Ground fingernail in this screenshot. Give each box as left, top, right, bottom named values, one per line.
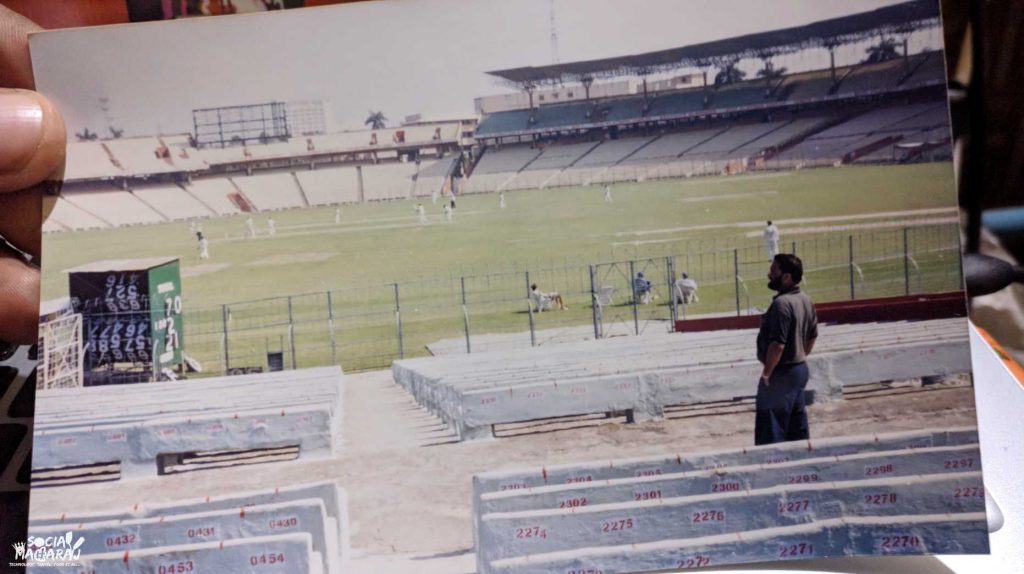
left=0, top=91, right=45, bottom=173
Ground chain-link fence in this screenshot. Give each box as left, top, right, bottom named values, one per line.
left=150, top=223, right=963, bottom=375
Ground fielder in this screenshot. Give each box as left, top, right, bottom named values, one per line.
left=763, top=220, right=780, bottom=260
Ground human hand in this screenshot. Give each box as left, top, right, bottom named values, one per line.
left=1, top=6, right=66, bottom=345
left=759, top=374, right=771, bottom=387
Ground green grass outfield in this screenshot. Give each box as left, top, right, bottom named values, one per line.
left=42, top=163, right=964, bottom=372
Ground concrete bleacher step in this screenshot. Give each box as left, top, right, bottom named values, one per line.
left=487, top=512, right=988, bottom=574
left=472, top=426, right=977, bottom=498
left=30, top=480, right=350, bottom=554
left=394, top=320, right=970, bottom=440
left=477, top=471, right=984, bottom=570
left=476, top=444, right=982, bottom=516
left=32, top=368, right=342, bottom=481
left=28, top=533, right=323, bottom=574
left=31, top=499, right=340, bottom=574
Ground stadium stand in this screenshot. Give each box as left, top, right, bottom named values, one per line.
left=778, top=69, right=836, bottom=101
left=413, top=156, right=458, bottom=197
left=183, top=178, right=245, bottom=215
left=531, top=102, right=592, bottom=129
left=836, top=58, right=907, bottom=95
left=65, top=142, right=122, bottom=181
left=710, top=81, right=772, bottom=108
left=103, top=138, right=184, bottom=175
left=600, top=96, right=648, bottom=122
left=46, top=197, right=111, bottom=230
left=464, top=147, right=543, bottom=193
left=545, top=137, right=656, bottom=187
left=62, top=184, right=166, bottom=226
left=391, top=319, right=970, bottom=441
left=682, top=121, right=789, bottom=159
left=360, top=162, right=418, bottom=201
left=231, top=172, right=308, bottom=211
left=294, top=166, right=361, bottom=205
left=621, top=129, right=727, bottom=165
left=647, top=90, right=708, bottom=118
left=131, top=183, right=216, bottom=220
left=476, top=110, right=533, bottom=137
left=472, top=427, right=984, bottom=574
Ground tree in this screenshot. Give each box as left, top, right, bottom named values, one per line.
left=756, top=64, right=787, bottom=81
left=109, top=126, right=124, bottom=139
left=714, top=61, right=746, bottom=86
left=365, top=110, right=388, bottom=130
left=75, top=127, right=98, bottom=141
left=863, top=38, right=899, bottom=63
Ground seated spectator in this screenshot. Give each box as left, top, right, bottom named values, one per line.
left=674, top=272, right=699, bottom=304
left=530, top=283, right=567, bottom=311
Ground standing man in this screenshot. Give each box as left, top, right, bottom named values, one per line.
left=755, top=254, right=817, bottom=445
left=245, top=215, right=257, bottom=239
left=763, top=220, right=779, bottom=261
left=416, top=203, right=428, bottom=224
left=196, top=232, right=210, bottom=260
left=443, top=202, right=452, bottom=223
left=499, top=191, right=506, bottom=209
left=267, top=216, right=276, bottom=236
left=604, top=184, right=613, bottom=203
left=334, top=207, right=342, bottom=224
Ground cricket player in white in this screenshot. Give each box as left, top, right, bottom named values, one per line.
left=334, top=207, right=341, bottom=224
left=416, top=203, right=428, bottom=224
left=267, top=216, right=276, bottom=236
left=245, top=216, right=257, bottom=239
left=197, top=232, right=210, bottom=259
left=443, top=203, right=452, bottom=223
left=604, top=185, right=612, bottom=203
left=499, top=191, right=506, bottom=209
left=763, top=220, right=780, bottom=260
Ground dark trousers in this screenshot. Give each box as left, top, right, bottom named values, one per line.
left=755, top=362, right=810, bottom=446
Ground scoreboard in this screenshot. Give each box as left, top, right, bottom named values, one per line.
left=68, top=258, right=183, bottom=384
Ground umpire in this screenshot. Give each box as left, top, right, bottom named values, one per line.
left=755, top=254, right=818, bottom=445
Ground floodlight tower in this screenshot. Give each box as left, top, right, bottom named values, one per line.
left=549, top=0, right=559, bottom=65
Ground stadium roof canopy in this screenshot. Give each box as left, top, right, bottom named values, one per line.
left=486, top=0, right=940, bottom=86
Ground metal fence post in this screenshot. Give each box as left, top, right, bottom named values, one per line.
left=667, top=256, right=678, bottom=327
left=791, top=241, right=797, bottom=255
left=221, top=304, right=229, bottom=374
left=848, top=235, right=856, bottom=300
left=589, top=264, right=601, bottom=340
left=733, top=248, right=741, bottom=316
left=903, top=228, right=910, bottom=296
left=525, top=271, right=536, bottom=347
left=629, top=260, right=639, bottom=335
left=327, top=291, right=337, bottom=364
left=393, top=283, right=404, bottom=359
left=461, top=276, right=471, bottom=354
left=287, top=296, right=297, bottom=369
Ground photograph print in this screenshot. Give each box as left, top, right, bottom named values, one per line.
left=23, top=0, right=988, bottom=572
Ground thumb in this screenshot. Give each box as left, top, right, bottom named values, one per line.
left=0, top=88, right=66, bottom=197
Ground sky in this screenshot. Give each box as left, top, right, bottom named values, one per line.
left=29, top=0, right=940, bottom=138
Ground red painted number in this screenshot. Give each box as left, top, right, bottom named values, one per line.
left=634, top=490, right=661, bottom=501
left=559, top=497, right=587, bottom=509
left=778, top=542, right=814, bottom=558
left=778, top=500, right=811, bottom=514
left=105, top=533, right=136, bottom=548
left=676, top=555, right=712, bottom=569
left=954, top=486, right=985, bottom=498
left=600, top=518, right=635, bottom=533
left=863, top=493, right=898, bottom=506
left=864, top=463, right=894, bottom=476
left=157, top=561, right=194, bottom=574
left=515, top=526, right=548, bottom=539
left=711, top=481, right=740, bottom=493
left=691, top=510, right=726, bottom=523
left=249, top=553, right=286, bottom=566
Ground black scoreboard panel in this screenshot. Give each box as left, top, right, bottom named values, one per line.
left=70, top=270, right=150, bottom=369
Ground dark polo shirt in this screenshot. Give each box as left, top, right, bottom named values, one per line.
left=757, top=286, right=818, bottom=366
